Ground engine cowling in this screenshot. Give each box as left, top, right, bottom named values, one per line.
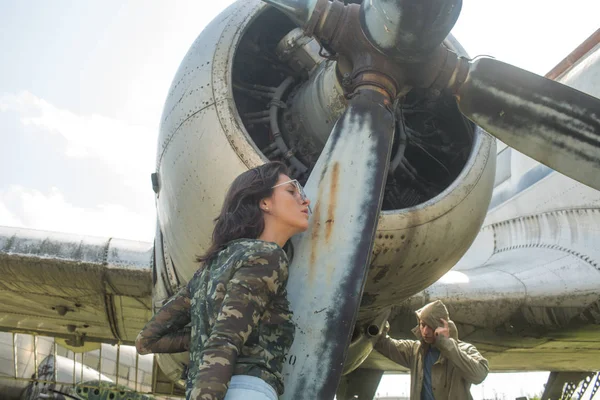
left=152, top=0, right=496, bottom=385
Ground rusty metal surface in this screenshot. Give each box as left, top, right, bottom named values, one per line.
left=412, top=208, right=600, bottom=330
left=156, top=0, right=265, bottom=286
left=453, top=56, right=600, bottom=191
left=263, top=0, right=497, bottom=324
left=1, top=5, right=598, bottom=395
left=0, top=0, right=496, bottom=387
left=377, top=180, right=600, bottom=373
left=311, top=1, right=401, bottom=98
left=275, top=28, right=323, bottom=73
left=152, top=0, right=497, bottom=383
left=0, top=227, right=152, bottom=346
left=283, top=60, right=347, bottom=149
left=360, top=0, right=462, bottom=62
left=377, top=68, right=600, bottom=371
left=281, top=88, right=395, bottom=399
left=360, top=127, right=495, bottom=317
left=6, top=1, right=600, bottom=395
left=486, top=42, right=600, bottom=224
left=342, top=309, right=390, bottom=376
left=153, top=0, right=278, bottom=383
left=0, top=226, right=150, bottom=270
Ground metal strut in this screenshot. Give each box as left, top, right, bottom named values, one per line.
left=577, top=374, right=594, bottom=399
left=589, top=372, right=600, bottom=399
left=561, top=380, right=578, bottom=400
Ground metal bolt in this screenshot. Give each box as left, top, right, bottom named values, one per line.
left=55, top=306, right=69, bottom=316
left=342, top=73, right=352, bottom=87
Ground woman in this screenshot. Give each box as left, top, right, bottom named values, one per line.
left=135, top=161, right=311, bottom=400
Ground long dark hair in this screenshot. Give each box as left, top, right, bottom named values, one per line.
left=197, top=161, right=290, bottom=263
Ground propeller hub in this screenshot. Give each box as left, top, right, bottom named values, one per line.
left=266, top=0, right=463, bottom=99
left=311, top=1, right=404, bottom=98
left=360, top=0, right=462, bottom=63
left=262, top=0, right=320, bottom=30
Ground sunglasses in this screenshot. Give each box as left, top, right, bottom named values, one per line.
left=272, top=179, right=312, bottom=213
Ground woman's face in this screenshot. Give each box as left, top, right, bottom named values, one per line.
left=265, top=174, right=311, bottom=234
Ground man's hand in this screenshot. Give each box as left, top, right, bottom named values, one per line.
left=374, top=321, right=390, bottom=346
left=381, top=321, right=390, bottom=336
left=434, top=318, right=450, bottom=341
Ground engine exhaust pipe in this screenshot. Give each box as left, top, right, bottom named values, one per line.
left=367, top=324, right=380, bottom=337
left=342, top=308, right=391, bottom=375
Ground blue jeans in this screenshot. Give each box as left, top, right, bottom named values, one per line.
left=224, top=375, right=278, bottom=400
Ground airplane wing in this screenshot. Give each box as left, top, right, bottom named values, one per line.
left=362, top=201, right=600, bottom=373
left=0, top=226, right=153, bottom=347
left=364, top=33, right=600, bottom=376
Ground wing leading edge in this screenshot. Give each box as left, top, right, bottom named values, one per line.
left=0, top=226, right=153, bottom=347
left=364, top=205, right=600, bottom=373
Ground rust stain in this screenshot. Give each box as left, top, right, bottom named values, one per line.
left=309, top=202, right=321, bottom=283
left=325, top=162, right=340, bottom=243
left=546, top=28, right=600, bottom=80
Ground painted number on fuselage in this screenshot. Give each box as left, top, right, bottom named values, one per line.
left=283, top=353, right=297, bottom=366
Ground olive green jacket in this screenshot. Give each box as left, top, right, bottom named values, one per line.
left=375, top=300, right=489, bottom=400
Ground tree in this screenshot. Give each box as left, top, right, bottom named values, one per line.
left=527, top=391, right=543, bottom=400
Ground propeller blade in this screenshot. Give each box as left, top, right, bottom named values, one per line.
left=281, top=89, right=395, bottom=400
left=454, top=57, right=600, bottom=190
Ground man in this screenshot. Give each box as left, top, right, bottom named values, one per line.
left=375, top=300, right=488, bottom=400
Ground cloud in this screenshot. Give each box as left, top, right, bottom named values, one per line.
left=0, top=91, right=156, bottom=241
left=0, top=201, right=23, bottom=228
left=0, top=185, right=154, bottom=242
left=0, top=91, right=156, bottom=182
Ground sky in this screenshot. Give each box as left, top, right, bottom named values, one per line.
left=376, top=371, right=550, bottom=399
left=1, top=0, right=599, bottom=398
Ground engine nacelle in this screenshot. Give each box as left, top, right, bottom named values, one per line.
left=152, top=0, right=496, bottom=384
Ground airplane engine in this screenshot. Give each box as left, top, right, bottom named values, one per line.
left=152, top=0, right=496, bottom=385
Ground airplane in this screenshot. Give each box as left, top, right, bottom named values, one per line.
left=1, top=0, right=600, bottom=399
left=18, top=353, right=155, bottom=400
left=0, top=333, right=156, bottom=399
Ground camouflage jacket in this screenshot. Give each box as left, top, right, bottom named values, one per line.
left=135, top=239, right=294, bottom=400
